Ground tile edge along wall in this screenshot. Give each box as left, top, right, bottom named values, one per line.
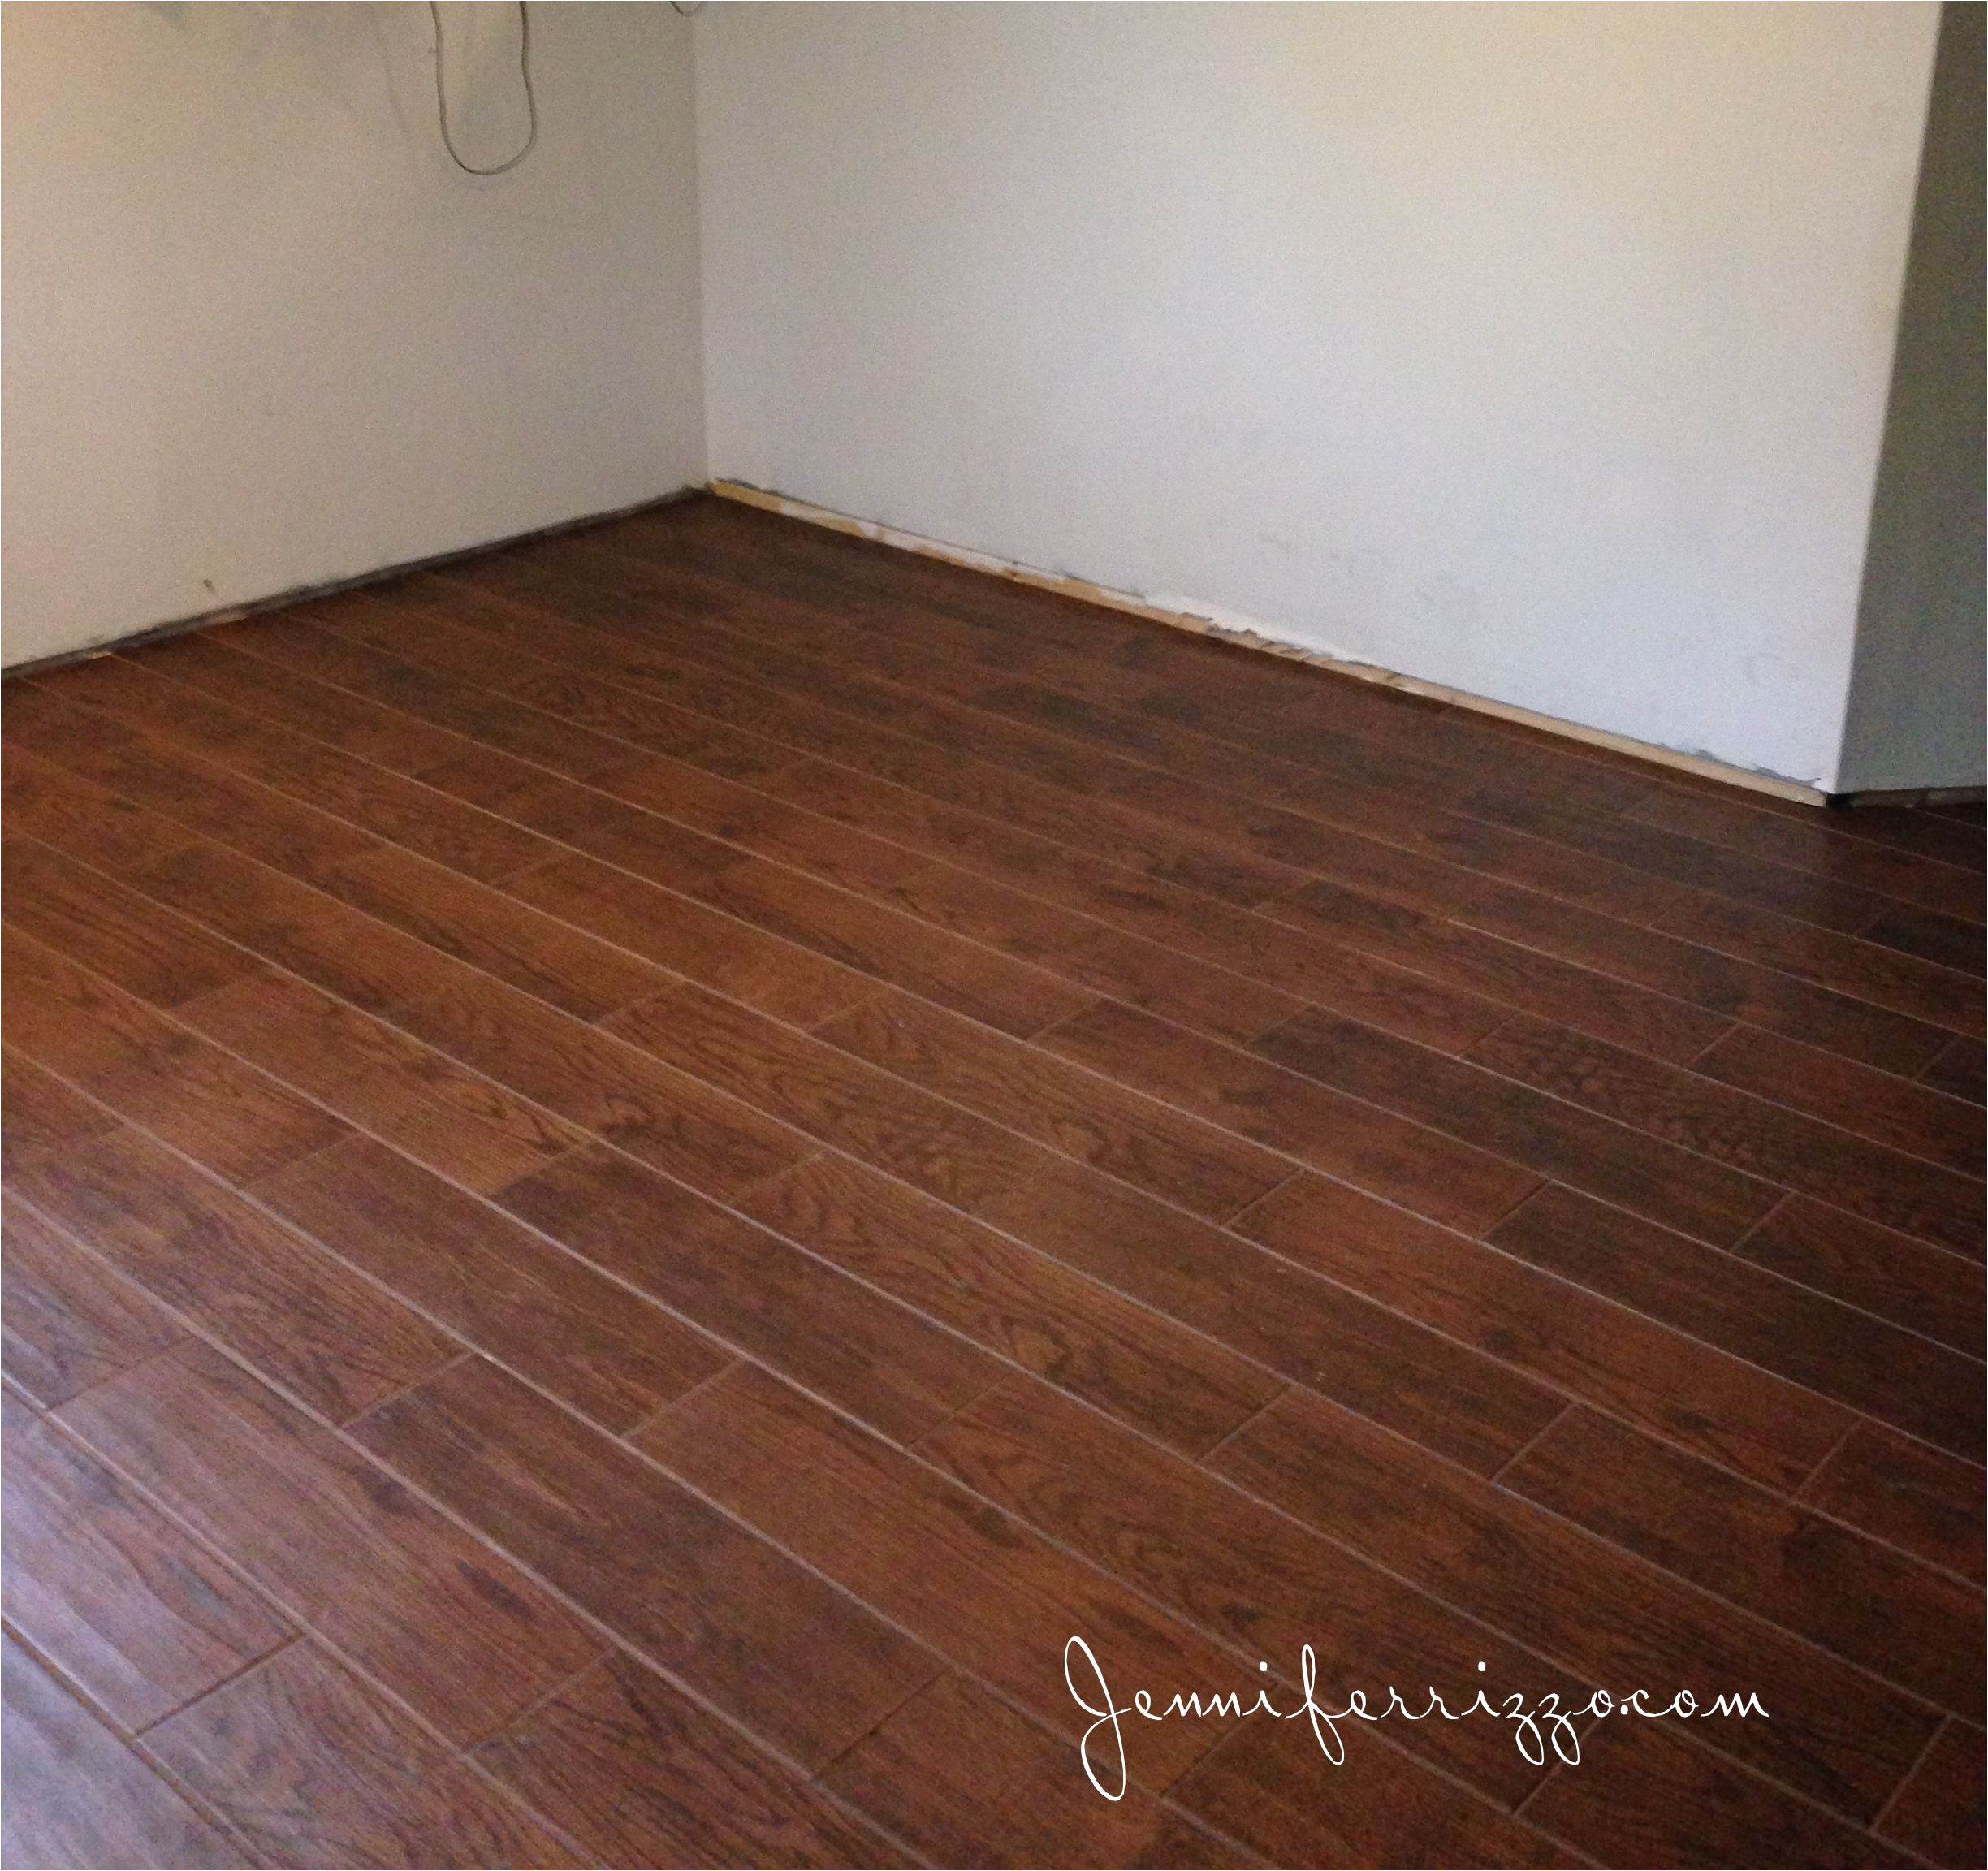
left=0, top=1, right=707, bottom=672
left=694, top=2, right=1951, bottom=802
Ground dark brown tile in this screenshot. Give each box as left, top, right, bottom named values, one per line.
left=1172, top=1715, right=1576, bottom=1869
left=389, top=971, right=812, bottom=1200
left=477, top=1652, right=910, bottom=1868
left=1039, top=1000, right=1543, bottom=1235
left=918, top=1376, right=1584, bottom=1808
left=177, top=970, right=588, bottom=1195
left=3, top=927, right=348, bottom=1188
left=1, top=1045, right=120, bottom=1178
left=1472, top=1014, right=1985, bottom=1252
left=1695, top=1022, right=1984, bottom=1174
left=504, top=848, right=876, bottom=1026
left=741, top=1151, right=1280, bottom=1456
left=1876, top=1721, right=1987, bottom=1867
left=349, top=1355, right=941, bottom=1770
left=147, top=1642, right=576, bottom=1868
left=56, top=1339, right=601, bottom=1744
left=255, top=1134, right=731, bottom=1432
left=0, top=1194, right=184, bottom=1409
left=317, top=844, right=670, bottom=1018
left=978, top=1157, right=1562, bottom=1474
left=1503, top=1406, right=1983, bottom=1713
left=1489, top=1186, right=1986, bottom=1457
left=1, top=1631, right=241, bottom=1870
left=1800, top=1424, right=1986, bottom=1587
left=815, top=985, right=1291, bottom=1220
left=1234, top=1171, right=1852, bottom=1489
left=496, top=1141, right=1001, bottom=1442
left=1255, top=1005, right=1778, bottom=1245
left=10, top=1127, right=456, bottom=1424
left=3, top=1389, right=291, bottom=1729
left=1522, top=1714, right=1916, bottom=1869
left=1211, top=1385, right=1942, bottom=1823
left=640, top=1361, right=1248, bottom=1788
left=3, top=837, right=258, bottom=1009
left=819, top=1671, right=1249, bottom=1869
left=1734, top=1196, right=1985, bottom=1355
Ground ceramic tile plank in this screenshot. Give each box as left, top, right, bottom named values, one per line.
left=1, top=1631, right=242, bottom=1871
left=146, top=1642, right=576, bottom=1869
left=54, top=1339, right=602, bottom=1745
left=495, top=1140, right=1004, bottom=1444
left=3, top=1389, right=292, bottom=1730
left=348, top=1355, right=941, bottom=1771
left=254, top=1134, right=731, bottom=1434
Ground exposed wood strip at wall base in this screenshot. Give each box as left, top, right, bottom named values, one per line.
left=710, top=477, right=1832, bottom=810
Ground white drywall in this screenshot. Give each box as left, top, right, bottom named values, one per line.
left=1837, top=0, right=1986, bottom=795
left=2, top=0, right=705, bottom=668
left=695, top=1, right=1942, bottom=789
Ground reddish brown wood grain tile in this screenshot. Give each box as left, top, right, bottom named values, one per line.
left=1520, top=1716, right=1917, bottom=1869
left=119, top=838, right=463, bottom=1015
left=916, top=1376, right=1590, bottom=1809
left=5, top=495, right=1977, bottom=1867
left=819, top=1670, right=1251, bottom=1869
left=1694, top=1022, right=1985, bottom=1175
left=476, top=1651, right=911, bottom=1868
left=1799, top=1425, right=1986, bottom=1588
left=3, top=837, right=259, bottom=1009
left=1, top=1045, right=120, bottom=1178
left=1733, top=1196, right=1985, bottom=1355
left=387, top=970, right=813, bottom=1201
left=740, top=1151, right=1280, bottom=1456
left=3, top=1389, right=292, bottom=1730
left=495, top=1140, right=1004, bottom=1442
left=10, top=1130, right=456, bottom=1426
left=1233, top=1170, right=1852, bottom=1489
left=54, top=1339, right=602, bottom=1744
left=2, top=1631, right=243, bottom=1871
left=603, top=980, right=1044, bottom=1214
left=1501, top=1405, right=1983, bottom=1713
left=977, top=1156, right=1562, bottom=1474
left=1489, top=1186, right=1986, bottom=1456
left=504, top=847, right=877, bottom=1027
left=176, top=970, right=588, bottom=1195
left=1253, top=1005, right=1780, bottom=1245
left=1, top=1194, right=184, bottom=1409
left=1209, top=1385, right=1941, bottom=1824
left=1875, top=1720, right=1987, bottom=1868
left=1470, top=1014, right=1986, bottom=1252
left=3, top=928, right=349, bottom=1189
left=816, top=984, right=1293, bottom=1220
left=1171, top=1715, right=1577, bottom=1869
left=1922, top=1033, right=1987, bottom=1106
left=146, top=1641, right=577, bottom=1869
left=254, top=1134, right=732, bottom=1432
left=639, top=1361, right=1250, bottom=1789
left=348, top=1355, right=941, bottom=1770
left=1038, top=999, right=1543, bottom=1234
left=315, top=845, right=672, bottom=1020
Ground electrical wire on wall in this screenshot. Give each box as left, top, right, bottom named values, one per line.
left=430, top=0, right=537, bottom=176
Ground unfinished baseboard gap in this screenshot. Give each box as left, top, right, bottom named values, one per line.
left=710, top=477, right=1832, bottom=810
left=0, top=486, right=705, bottom=681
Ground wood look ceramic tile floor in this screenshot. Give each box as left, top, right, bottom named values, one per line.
left=3, top=494, right=1982, bottom=1869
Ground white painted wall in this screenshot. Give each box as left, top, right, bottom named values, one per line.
left=2, top=0, right=704, bottom=668
left=1837, top=0, right=1985, bottom=794
left=695, top=2, right=1941, bottom=789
